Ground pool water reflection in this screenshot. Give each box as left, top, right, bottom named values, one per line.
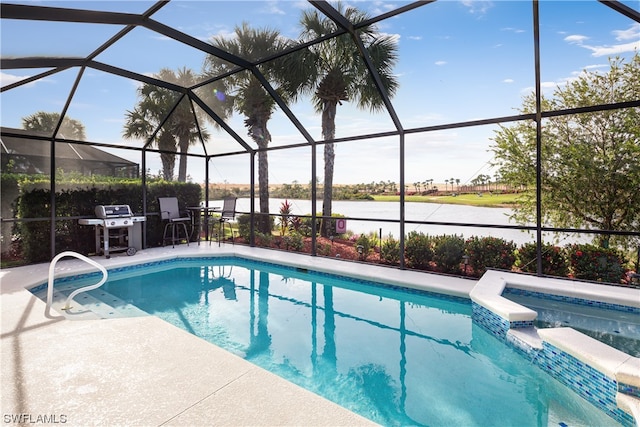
left=97, top=258, right=620, bottom=426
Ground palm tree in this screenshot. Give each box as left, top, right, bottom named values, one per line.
left=123, top=107, right=176, bottom=180
left=22, top=111, right=86, bottom=140
left=166, top=68, right=210, bottom=182
left=298, top=3, right=399, bottom=236
left=123, top=67, right=208, bottom=182
left=203, top=23, right=299, bottom=234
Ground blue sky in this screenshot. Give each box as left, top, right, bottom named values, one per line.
left=2, top=0, right=638, bottom=186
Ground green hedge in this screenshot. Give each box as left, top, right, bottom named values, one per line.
left=465, top=236, right=517, bottom=277
left=566, top=243, right=626, bottom=283
left=516, top=242, right=569, bottom=277
left=15, top=181, right=201, bottom=264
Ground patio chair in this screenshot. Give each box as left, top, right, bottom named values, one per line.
left=158, top=197, right=191, bottom=248
left=212, top=196, right=237, bottom=246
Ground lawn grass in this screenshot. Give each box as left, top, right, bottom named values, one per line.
left=372, top=192, right=523, bottom=207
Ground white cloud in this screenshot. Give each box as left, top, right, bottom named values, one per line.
left=582, top=64, right=609, bottom=71
left=1, top=72, right=30, bottom=88
left=261, top=1, right=286, bottom=15
left=564, top=34, right=588, bottom=44
left=404, top=112, right=446, bottom=126
left=586, top=41, right=640, bottom=57
left=0, top=72, right=51, bottom=88
left=501, top=27, right=525, bottom=34
left=520, top=81, right=558, bottom=96
left=461, top=0, right=494, bottom=15
left=371, top=1, right=396, bottom=16
left=408, top=36, right=422, bottom=41
left=564, top=24, right=640, bottom=57
left=502, top=79, right=514, bottom=84
left=613, top=23, right=640, bottom=41
left=435, top=60, right=447, bottom=66
left=380, top=32, right=401, bottom=44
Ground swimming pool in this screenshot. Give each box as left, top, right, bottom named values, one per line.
left=37, top=256, right=624, bottom=426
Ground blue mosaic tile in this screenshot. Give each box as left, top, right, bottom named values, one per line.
left=472, top=298, right=637, bottom=426
left=506, top=332, right=540, bottom=360
left=510, top=319, right=534, bottom=329
left=618, top=382, right=640, bottom=399
left=472, top=302, right=509, bottom=340
left=534, top=342, right=634, bottom=427
left=503, top=287, right=639, bottom=315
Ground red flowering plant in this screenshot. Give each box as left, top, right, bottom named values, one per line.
left=464, top=236, right=517, bottom=277
left=279, top=199, right=292, bottom=236
left=516, top=242, right=569, bottom=277
left=566, top=243, right=626, bottom=284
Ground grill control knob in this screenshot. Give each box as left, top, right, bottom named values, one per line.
left=124, top=220, right=129, bottom=225
left=110, top=221, right=115, bottom=226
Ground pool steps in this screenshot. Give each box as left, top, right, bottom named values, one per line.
left=471, top=270, right=640, bottom=427
left=34, top=284, right=148, bottom=320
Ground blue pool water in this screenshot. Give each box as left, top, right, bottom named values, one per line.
left=46, top=258, right=622, bottom=426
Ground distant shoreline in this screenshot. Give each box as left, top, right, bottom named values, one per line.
left=207, top=183, right=522, bottom=208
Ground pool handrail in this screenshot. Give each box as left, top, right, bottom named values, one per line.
left=46, top=251, right=108, bottom=317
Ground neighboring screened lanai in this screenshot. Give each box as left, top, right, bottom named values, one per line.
left=1, top=127, right=138, bottom=177
left=1, top=1, right=639, bottom=269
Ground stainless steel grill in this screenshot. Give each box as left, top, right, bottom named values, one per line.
left=79, top=205, right=145, bottom=258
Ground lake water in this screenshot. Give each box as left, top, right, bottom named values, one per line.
left=209, top=198, right=590, bottom=246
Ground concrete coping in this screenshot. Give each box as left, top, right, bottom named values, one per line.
left=470, top=269, right=640, bottom=320
left=538, top=327, right=639, bottom=388
left=469, top=270, right=537, bottom=322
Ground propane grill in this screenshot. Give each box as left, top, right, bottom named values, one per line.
left=95, top=205, right=135, bottom=227
left=79, top=205, right=145, bottom=258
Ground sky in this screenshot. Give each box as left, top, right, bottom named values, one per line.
left=1, top=0, right=639, bottom=187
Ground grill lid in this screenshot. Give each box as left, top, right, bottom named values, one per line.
left=95, top=205, right=132, bottom=218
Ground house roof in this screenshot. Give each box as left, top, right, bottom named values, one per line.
left=1, top=127, right=137, bottom=173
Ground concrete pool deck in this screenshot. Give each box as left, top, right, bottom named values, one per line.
left=1, top=244, right=475, bottom=426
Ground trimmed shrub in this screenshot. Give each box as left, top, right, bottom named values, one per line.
left=283, top=232, right=304, bottom=251
left=381, top=234, right=400, bottom=265
left=237, top=214, right=251, bottom=241
left=254, top=232, right=273, bottom=248
left=354, top=233, right=376, bottom=259
left=237, top=213, right=274, bottom=242
left=465, top=236, right=516, bottom=277
left=433, top=234, right=465, bottom=274
left=299, top=214, right=321, bottom=237
left=516, top=242, right=569, bottom=277
left=405, top=231, right=434, bottom=270
left=566, top=243, right=626, bottom=283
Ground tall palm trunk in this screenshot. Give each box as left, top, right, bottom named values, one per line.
left=249, top=117, right=272, bottom=234
left=321, top=100, right=338, bottom=237
left=257, top=147, right=270, bottom=233
left=177, top=134, right=189, bottom=182
left=158, top=132, right=176, bottom=181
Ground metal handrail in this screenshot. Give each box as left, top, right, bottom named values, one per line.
left=46, top=251, right=108, bottom=317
